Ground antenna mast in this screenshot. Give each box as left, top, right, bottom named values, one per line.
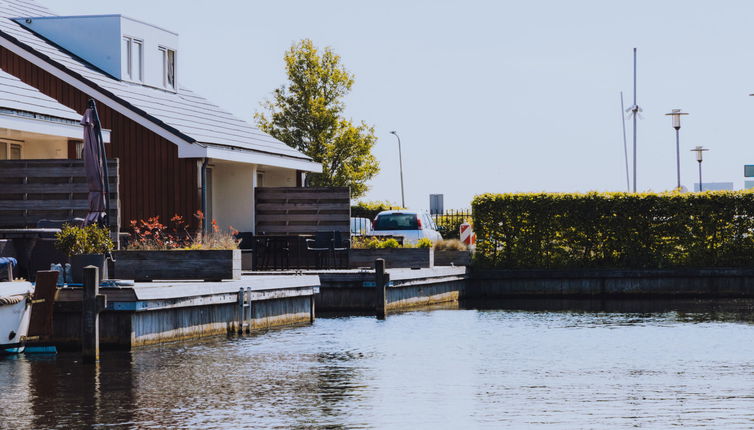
left=620, top=92, right=630, bottom=191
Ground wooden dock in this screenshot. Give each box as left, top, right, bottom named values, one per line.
left=313, top=266, right=469, bottom=313
left=49, top=274, right=319, bottom=349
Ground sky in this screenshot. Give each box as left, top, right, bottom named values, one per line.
left=47, top=0, right=754, bottom=209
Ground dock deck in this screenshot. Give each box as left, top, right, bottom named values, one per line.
left=52, top=274, right=320, bottom=349
left=312, top=266, right=469, bottom=313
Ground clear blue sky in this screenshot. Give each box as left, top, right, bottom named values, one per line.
left=49, top=0, right=754, bottom=209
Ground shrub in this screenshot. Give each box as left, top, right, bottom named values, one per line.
left=351, top=200, right=403, bottom=220
left=55, top=224, right=114, bottom=256
left=415, top=238, right=433, bottom=248
left=377, top=238, right=401, bottom=249
left=472, top=191, right=754, bottom=269
left=435, top=239, right=467, bottom=251
left=126, top=211, right=239, bottom=250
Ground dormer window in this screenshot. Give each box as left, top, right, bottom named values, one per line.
left=159, top=46, right=176, bottom=90
left=122, top=36, right=143, bottom=82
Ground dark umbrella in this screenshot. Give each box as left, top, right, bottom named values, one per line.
left=81, top=99, right=110, bottom=228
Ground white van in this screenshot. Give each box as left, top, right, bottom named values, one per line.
left=371, top=210, right=443, bottom=244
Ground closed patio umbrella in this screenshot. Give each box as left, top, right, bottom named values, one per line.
left=81, top=99, right=110, bottom=228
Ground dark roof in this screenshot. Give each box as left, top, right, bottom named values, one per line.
left=0, top=0, right=314, bottom=163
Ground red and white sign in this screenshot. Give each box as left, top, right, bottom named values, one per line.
left=460, top=222, right=476, bottom=245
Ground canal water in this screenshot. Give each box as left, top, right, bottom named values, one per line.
left=2, top=300, right=754, bottom=429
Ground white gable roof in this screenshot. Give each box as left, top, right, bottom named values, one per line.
left=0, top=0, right=321, bottom=172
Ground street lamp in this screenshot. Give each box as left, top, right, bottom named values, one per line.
left=665, top=109, right=688, bottom=190
left=389, top=131, right=405, bottom=208
left=690, top=146, right=709, bottom=192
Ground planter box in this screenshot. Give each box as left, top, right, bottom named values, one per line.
left=112, top=249, right=241, bottom=281
left=434, top=250, right=472, bottom=266
left=349, top=248, right=434, bottom=269
left=70, top=253, right=108, bottom=283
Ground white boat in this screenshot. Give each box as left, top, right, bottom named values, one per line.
left=0, top=281, right=34, bottom=354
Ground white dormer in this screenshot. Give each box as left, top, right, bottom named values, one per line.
left=14, top=15, right=179, bottom=91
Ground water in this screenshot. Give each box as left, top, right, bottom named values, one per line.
left=2, top=300, right=754, bottom=429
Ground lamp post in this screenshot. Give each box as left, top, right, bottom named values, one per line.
left=389, top=131, right=405, bottom=208
left=690, top=146, right=709, bottom=191
left=665, top=109, right=688, bottom=190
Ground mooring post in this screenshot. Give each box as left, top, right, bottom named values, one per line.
left=374, top=258, right=388, bottom=319
left=245, top=287, right=252, bottom=334
left=82, top=265, right=106, bottom=362
left=237, top=287, right=244, bottom=334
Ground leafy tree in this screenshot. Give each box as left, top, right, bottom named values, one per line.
left=255, top=39, right=379, bottom=198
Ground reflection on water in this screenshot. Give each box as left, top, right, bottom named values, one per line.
left=1, top=300, right=754, bottom=428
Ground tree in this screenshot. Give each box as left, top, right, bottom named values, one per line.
left=255, top=39, right=379, bottom=198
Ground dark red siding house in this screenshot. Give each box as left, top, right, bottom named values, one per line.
left=0, top=1, right=321, bottom=233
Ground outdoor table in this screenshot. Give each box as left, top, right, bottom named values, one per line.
left=0, top=228, right=61, bottom=278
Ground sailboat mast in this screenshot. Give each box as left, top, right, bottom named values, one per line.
left=632, top=48, right=637, bottom=193
left=620, top=92, right=630, bottom=191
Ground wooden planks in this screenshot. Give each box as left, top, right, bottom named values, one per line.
left=0, top=158, right=120, bottom=230
left=255, top=187, right=350, bottom=235
left=112, top=249, right=241, bottom=281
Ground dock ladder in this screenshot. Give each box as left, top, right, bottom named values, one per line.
left=236, top=287, right=253, bottom=334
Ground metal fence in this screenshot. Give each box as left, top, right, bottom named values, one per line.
left=431, top=209, right=471, bottom=240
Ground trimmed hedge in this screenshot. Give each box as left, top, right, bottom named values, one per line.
left=472, top=191, right=754, bottom=269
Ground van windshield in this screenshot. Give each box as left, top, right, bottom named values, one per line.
left=374, top=213, right=418, bottom=230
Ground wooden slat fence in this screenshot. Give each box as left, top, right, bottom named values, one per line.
left=255, top=187, right=350, bottom=235
left=0, top=158, right=120, bottom=231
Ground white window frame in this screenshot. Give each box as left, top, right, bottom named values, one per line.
left=159, top=46, right=177, bottom=90
left=0, top=140, right=23, bottom=160
left=122, top=36, right=144, bottom=83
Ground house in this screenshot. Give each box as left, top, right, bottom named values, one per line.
left=0, top=0, right=321, bottom=233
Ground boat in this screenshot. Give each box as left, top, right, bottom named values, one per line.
left=0, top=281, right=34, bottom=354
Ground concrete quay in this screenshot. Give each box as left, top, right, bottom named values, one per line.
left=471, top=268, right=754, bottom=298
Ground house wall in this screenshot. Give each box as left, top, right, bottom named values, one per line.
left=0, top=46, right=199, bottom=229
left=260, top=166, right=296, bottom=187
left=211, top=161, right=254, bottom=232
left=19, top=139, right=67, bottom=158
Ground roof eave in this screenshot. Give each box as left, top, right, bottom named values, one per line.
left=180, top=143, right=322, bottom=173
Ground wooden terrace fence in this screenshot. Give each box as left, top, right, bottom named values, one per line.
left=255, top=187, right=350, bottom=236
left=0, top=158, right=120, bottom=231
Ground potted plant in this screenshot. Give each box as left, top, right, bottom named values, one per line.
left=112, top=212, right=241, bottom=281
left=348, top=237, right=434, bottom=269
left=55, top=224, right=114, bottom=283
left=433, top=239, right=472, bottom=266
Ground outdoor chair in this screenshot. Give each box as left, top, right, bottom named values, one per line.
left=306, top=232, right=333, bottom=269
left=0, top=257, right=16, bottom=281
left=255, top=237, right=290, bottom=271
left=332, top=231, right=350, bottom=269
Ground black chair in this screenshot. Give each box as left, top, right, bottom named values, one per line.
left=332, top=231, right=350, bottom=269
left=306, top=232, right=333, bottom=269
left=254, top=237, right=290, bottom=270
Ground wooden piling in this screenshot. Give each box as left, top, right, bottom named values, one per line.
left=374, top=259, right=388, bottom=319
left=82, top=265, right=106, bottom=362
left=26, top=270, right=58, bottom=347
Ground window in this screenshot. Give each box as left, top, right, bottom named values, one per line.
left=122, top=36, right=143, bottom=82
left=0, top=141, right=22, bottom=160
left=159, top=46, right=176, bottom=89
left=374, top=213, right=420, bottom=231
left=75, top=141, right=84, bottom=159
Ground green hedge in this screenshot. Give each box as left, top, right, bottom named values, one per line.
left=472, top=191, right=754, bottom=269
